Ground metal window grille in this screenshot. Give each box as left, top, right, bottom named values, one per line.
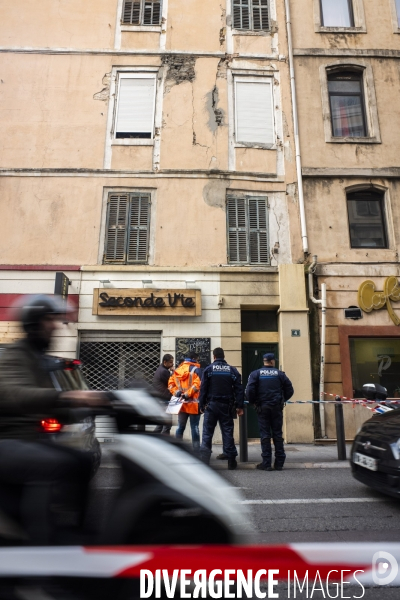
left=104, top=192, right=151, bottom=264
left=227, top=196, right=269, bottom=265
left=122, top=0, right=162, bottom=25
left=79, top=340, right=161, bottom=390
left=233, top=0, right=269, bottom=31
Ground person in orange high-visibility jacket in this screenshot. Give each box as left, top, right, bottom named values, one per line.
left=168, top=351, right=202, bottom=452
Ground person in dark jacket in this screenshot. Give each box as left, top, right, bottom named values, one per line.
left=0, top=295, right=107, bottom=543
left=246, top=352, right=294, bottom=471
left=152, top=354, right=174, bottom=434
left=199, top=348, right=244, bottom=470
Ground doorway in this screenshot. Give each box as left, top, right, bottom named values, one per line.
left=242, top=343, right=279, bottom=438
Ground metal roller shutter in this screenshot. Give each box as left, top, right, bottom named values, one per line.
left=79, top=331, right=161, bottom=442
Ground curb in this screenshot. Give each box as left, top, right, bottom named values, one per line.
left=212, top=461, right=351, bottom=470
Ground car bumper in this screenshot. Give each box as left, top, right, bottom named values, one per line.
left=351, top=462, right=400, bottom=499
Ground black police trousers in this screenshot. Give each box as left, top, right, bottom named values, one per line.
left=0, top=439, right=92, bottom=544
left=257, top=404, right=286, bottom=468
left=200, top=401, right=237, bottom=460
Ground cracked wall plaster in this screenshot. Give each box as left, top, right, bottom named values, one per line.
left=93, top=72, right=111, bottom=101
left=203, top=180, right=229, bottom=210
left=162, top=55, right=196, bottom=90
left=206, top=85, right=224, bottom=132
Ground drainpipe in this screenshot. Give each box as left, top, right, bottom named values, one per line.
left=308, top=256, right=327, bottom=438
left=284, top=0, right=309, bottom=255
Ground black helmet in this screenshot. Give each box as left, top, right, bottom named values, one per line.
left=19, top=295, right=70, bottom=332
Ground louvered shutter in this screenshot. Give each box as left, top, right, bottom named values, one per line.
left=115, top=76, right=156, bottom=138
left=249, top=198, right=269, bottom=264
left=252, top=0, right=270, bottom=30
left=127, top=194, right=150, bottom=263
left=235, top=79, right=274, bottom=145
left=122, top=0, right=141, bottom=24
left=233, top=0, right=250, bottom=29
left=143, top=0, right=162, bottom=25
left=227, top=197, right=248, bottom=263
left=105, top=194, right=129, bottom=263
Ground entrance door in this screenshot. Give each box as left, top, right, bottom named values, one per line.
left=242, top=343, right=279, bottom=438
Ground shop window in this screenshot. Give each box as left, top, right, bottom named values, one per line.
left=320, top=0, right=354, bottom=27
left=122, top=0, right=162, bottom=25
left=241, top=310, right=278, bottom=332
left=233, top=0, right=270, bottom=31
left=234, top=77, right=274, bottom=146
left=350, top=338, right=400, bottom=398
left=227, top=196, right=269, bottom=265
left=104, top=192, right=151, bottom=264
left=347, top=189, right=387, bottom=249
left=328, top=71, right=367, bottom=138
left=114, top=73, right=156, bottom=139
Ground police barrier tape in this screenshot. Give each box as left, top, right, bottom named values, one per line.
left=0, top=544, right=399, bottom=587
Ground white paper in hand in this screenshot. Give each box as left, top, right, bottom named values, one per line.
left=166, top=396, right=183, bottom=415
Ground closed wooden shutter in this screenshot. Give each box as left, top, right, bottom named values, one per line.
left=233, top=0, right=250, bottom=29
left=249, top=198, right=269, bottom=264
left=227, top=197, right=248, bottom=263
left=235, top=79, right=274, bottom=145
left=127, top=194, right=151, bottom=263
left=122, top=1, right=141, bottom=24
left=104, top=194, right=129, bottom=263
left=115, top=76, right=156, bottom=139
left=143, top=0, right=162, bottom=24
left=252, top=0, right=269, bottom=30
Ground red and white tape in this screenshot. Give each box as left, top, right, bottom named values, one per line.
left=0, top=544, right=399, bottom=586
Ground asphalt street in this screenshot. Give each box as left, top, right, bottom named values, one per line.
left=91, top=443, right=400, bottom=599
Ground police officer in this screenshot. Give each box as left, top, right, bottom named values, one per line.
left=246, top=353, right=294, bottom=471
left=199, top=347, right=244, bottom=470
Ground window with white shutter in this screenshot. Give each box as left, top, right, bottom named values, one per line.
left=227, top=196, right=269, bottom=265
left=122, top=0, right=162, bottom=25
left=115, top=74, right=156, bottom=139
left=233, top=0, right=270, bottom=31
left=104, top=192, right=151, bottom=264
left=234, top=78, right=274, bottom=145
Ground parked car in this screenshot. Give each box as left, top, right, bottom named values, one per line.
left=351, top=383, right=400, bottom=499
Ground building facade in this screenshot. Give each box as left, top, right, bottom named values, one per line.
left=290, top=0, right=400, bottom=438
left=0, top=0, right=314, bottom=442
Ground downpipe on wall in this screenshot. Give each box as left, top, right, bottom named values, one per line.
left=308, top=256, right=327, bottom=438
left=284, top=0, right=309, bottom=255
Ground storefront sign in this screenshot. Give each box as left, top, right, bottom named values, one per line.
left=176, top=338, right=211, bottom=368
left=358, top=277, right=400, bottom=326
left=92, top=289, right=201, bottom=317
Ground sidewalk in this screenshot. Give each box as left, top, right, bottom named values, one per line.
left=210, top=442, right=352, bottom=469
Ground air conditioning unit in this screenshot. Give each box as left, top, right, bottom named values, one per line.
left=344, top=307, right=363, bottom=320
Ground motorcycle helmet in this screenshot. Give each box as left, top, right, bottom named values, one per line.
left=19, top=294, right=71, bottom=332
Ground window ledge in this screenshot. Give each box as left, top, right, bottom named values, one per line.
left=232, top=30, right=271, bottom=36
left=120, top=25, right=162, bottom=32
left=235, top=142, right=276, bottom=150
left=316, top=26, right=367, bottom=33
left=112, top=139, right=154, bottom=146
left=327, top=137, right=381, bottom=144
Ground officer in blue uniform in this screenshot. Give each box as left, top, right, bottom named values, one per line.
left=246, top=353, right=294, bottom=471
left=199, top=347, right=244, bottom=470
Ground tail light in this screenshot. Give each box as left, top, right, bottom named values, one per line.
left=64, top=359, right=82, bottom=371
left=41, top=418, right=62, bottom=433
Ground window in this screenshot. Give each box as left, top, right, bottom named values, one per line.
left=320, top=0, right=354, bottom=27
left=233, top=0, right=270, bottom=31
left=104, top=192, right=151, bottom=264
left=328, top=71, right=367, bottom=137
left=234, top=78, right=274, bottom=145
left=350, top=338, right=400, bottom=398
left=114, top=74, right=156, bottom=139
left=122, top=0, right=161, bottom=25
left=227, top=196, right=269, bottom=264
left=347, top=190, right=387, bottom=249
left=396, top=0, right=400, bottom=26
left=241, top=310, right=278, bottom=332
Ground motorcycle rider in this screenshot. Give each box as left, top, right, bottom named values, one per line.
left=0, top=295, right=107, bottom=543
